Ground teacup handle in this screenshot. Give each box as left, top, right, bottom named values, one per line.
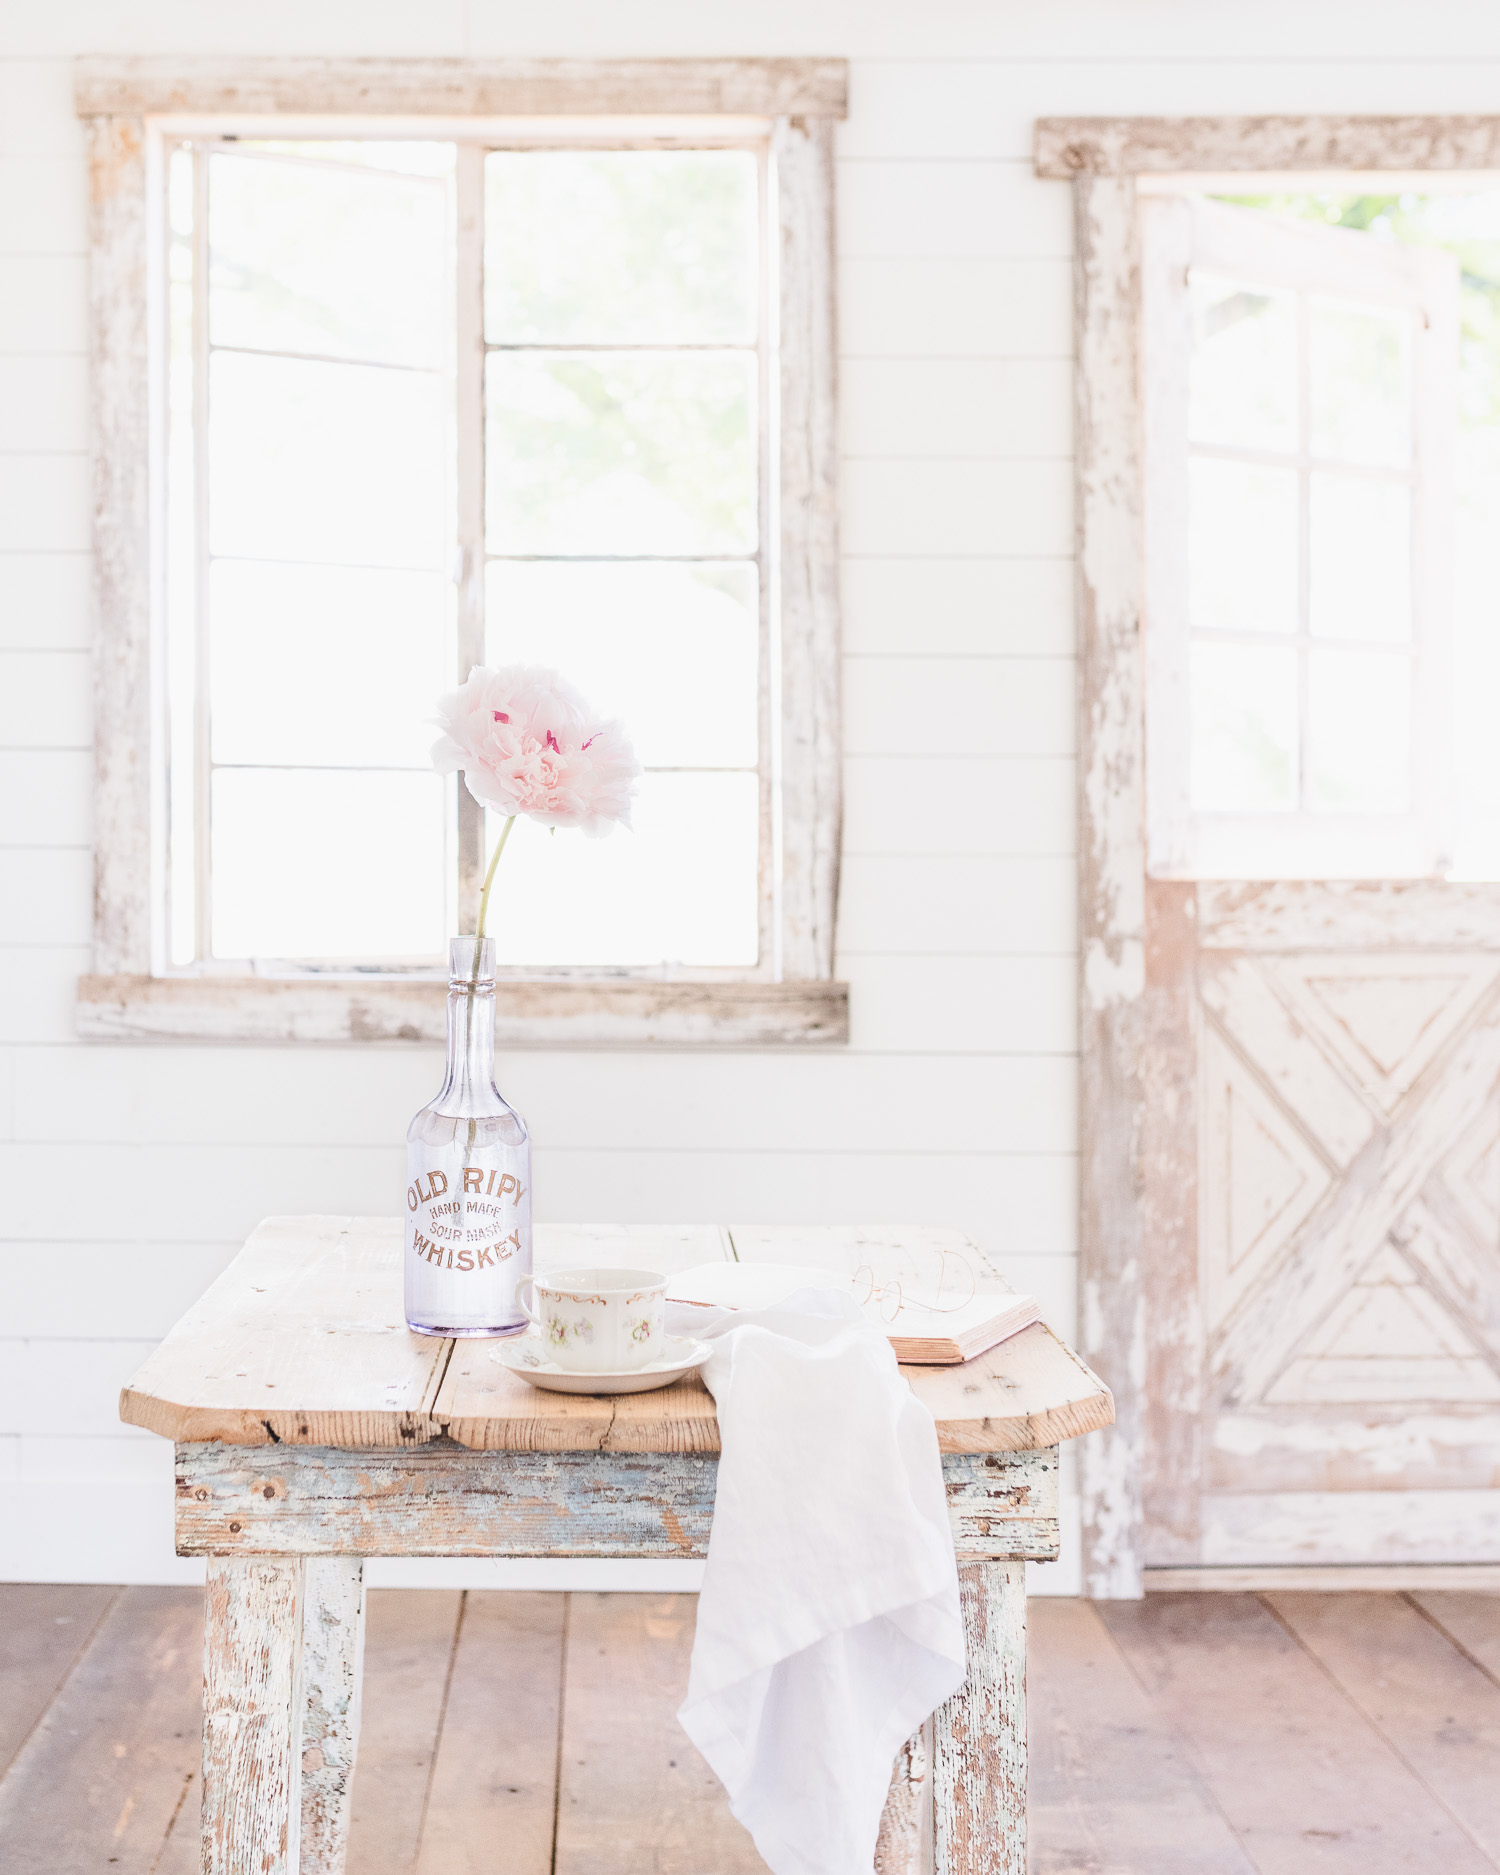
left=515, top=1277, right=540, bottom=1327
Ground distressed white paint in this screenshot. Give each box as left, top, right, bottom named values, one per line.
left=171, top=1442, right=1063, bottom=1559
left=182, top=1445, right=1044, bottom=1872
left=876, top=1723, right=933, bottom=1875
left=1187, top=942, right=1500, bottom=1559
left=75, top=973, right=850, bottom=1046
left=79, top=64, right=844, bottom=1031
left=1072, top=167, right=1147, bottom=1601
left=75, top=55, right=849, bottom=120
left=1037, top=112, right=1500, bottom=177
left=16, top=4, right=1500, bottom=1590
left=1199, top=1489, right=1500, bottom=1564
left=1139, top=890, right=1500, bottom=1566
left=143, top=1225, right=1068, bottom=1865
left=2, top=23, right=1087, bottom=1587
left=116, top=1219, right=1106, bottom=1459
left=85, top=112, right=151, bottom=979
left=298, top=1557, right=364, bottom=1875
left=1215, top=967, right=1500, bottom=1404
left=1145, top=1562, right=1500, bottom=1590
left=932, top=1562, right=1027, bottom=1875
left=1199, top=955, right=1377, bottom=1168
left=1200, top=879, right=1500, bottom=950
left=201, top=1556, right=305, bottom=1875
left=1063, top=111, right=1500, bottom=1593
left=775, top=111, right=843, bottom=980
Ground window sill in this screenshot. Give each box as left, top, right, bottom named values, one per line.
left=76, top=973, right=849, bottom=1047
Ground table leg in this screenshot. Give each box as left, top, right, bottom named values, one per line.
left=932, top=1560, right=1026, bottom=1875
left=299, top=1557, right=366, bottom=1875
left=201, top=1556, right=306, bottom=1875
left=876, top=1719, right=933, bottom=1875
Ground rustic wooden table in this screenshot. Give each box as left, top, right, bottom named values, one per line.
left=121, top=1219, right=1112, bottom=1875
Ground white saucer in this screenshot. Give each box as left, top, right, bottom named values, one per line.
left=488, top=1332, right=712, bottom=1396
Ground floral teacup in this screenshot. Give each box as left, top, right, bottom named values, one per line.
left=514, top=1266, right=667, bottom=1372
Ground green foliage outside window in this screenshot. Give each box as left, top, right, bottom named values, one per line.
left=1220, top=190, right=1500, bottom=429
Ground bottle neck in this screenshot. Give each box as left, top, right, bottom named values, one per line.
left=437, top=978, right=509, bottom=1113
left=436, top=936, right=507, bottom=1115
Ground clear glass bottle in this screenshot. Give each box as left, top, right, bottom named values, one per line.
left=405, top=937, right=532, bottom=1337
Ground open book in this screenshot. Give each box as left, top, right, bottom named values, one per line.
left=666, top=1262, right=1041, bottom=1366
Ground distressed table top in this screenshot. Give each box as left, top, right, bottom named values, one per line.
left=120, top=1218, right=1113, bottom=1455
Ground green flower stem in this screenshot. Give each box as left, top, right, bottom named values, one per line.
left=461, top=812, right=518, bottom=1176
left=471, top=814, right=517, bottom=979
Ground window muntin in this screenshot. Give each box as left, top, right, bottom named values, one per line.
left=1185, top=263, right=1422, bottom=821
left=1231, top=186, right=1500, bottom=882
left=1143, top=194, right=1457, bottom=879
left=163, top=134, right=768, bottom=974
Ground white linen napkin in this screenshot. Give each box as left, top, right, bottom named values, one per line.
left=670, top=1287, right=966, bottom=1875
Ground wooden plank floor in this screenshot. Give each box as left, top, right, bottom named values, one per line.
left=1032, top=1592, right=1500, bottom=1875
left=1, top=1585, right=1497, bottom=1873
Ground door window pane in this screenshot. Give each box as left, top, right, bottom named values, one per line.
left=1190, top=458, right=1299, bottom=635
left=487, top=561, right=758, bottom=769
left=1310, top=298, right=1410, bottom=468
left=1190, top=273, right=1298, bottom=452
left=485, top=352, right=757, bottom=556
left=1308, top=649, right=1412, bottom=812
left=1164, top=194, right=1462, bottom=873
left=1309, top=474, right=1412, bottom=643
left=484, top=150, right=757, bottom=345
left=1190, top=642, right=1299, bottom=811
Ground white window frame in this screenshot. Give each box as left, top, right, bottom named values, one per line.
left=74, top=57, right=848, bottom=1046
left=1141, top=190, right=1457, bottom=880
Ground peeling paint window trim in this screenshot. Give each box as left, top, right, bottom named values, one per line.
left=73, top=59, right=847, bottom=1046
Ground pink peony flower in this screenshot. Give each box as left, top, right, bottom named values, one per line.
left=431, top=664, right=641, bottom=837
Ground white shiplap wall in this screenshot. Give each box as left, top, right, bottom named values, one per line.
left=6, top=0, right=1500, bottom=1590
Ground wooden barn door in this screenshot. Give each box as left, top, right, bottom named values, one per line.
left=1145, top=881, right=1500, bottom=1567
left=1139, top=197, right=1500, bottom=1567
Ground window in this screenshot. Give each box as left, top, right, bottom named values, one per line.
left=1142, top=193, right=1458, bottom=878
left=76, top=60, right=847, bottom=1043
left=165, top=135, right=767, bottom=973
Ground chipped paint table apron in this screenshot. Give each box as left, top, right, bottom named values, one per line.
left=121, top=1220, right=1113, bottom=1875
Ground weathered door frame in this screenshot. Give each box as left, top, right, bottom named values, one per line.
left=1034, top=114, right=1500, bottom=1597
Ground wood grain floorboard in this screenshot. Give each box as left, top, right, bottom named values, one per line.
left=1027, top=1597, right=1256, bottom=1874
left=554, top=1592, right=766, bottom=1875
left=10, top=1584, right=1495, bottom=1875
left=1266, top=1591, right=1500, bottom=1867
left=1411, top=1592, right=1500, bottom=1683
left=413, top=1590, right=565, bottom=1875
left=0, top=1586, right=203, bottom=1875
left=0, top=1583, right=119, bottom=1777
left=1099, top=1593, right=1496, bottom=1875
left=147, top=1766, right=203, bottom=1875
left=344, top=1588, right=464, bottom=1875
